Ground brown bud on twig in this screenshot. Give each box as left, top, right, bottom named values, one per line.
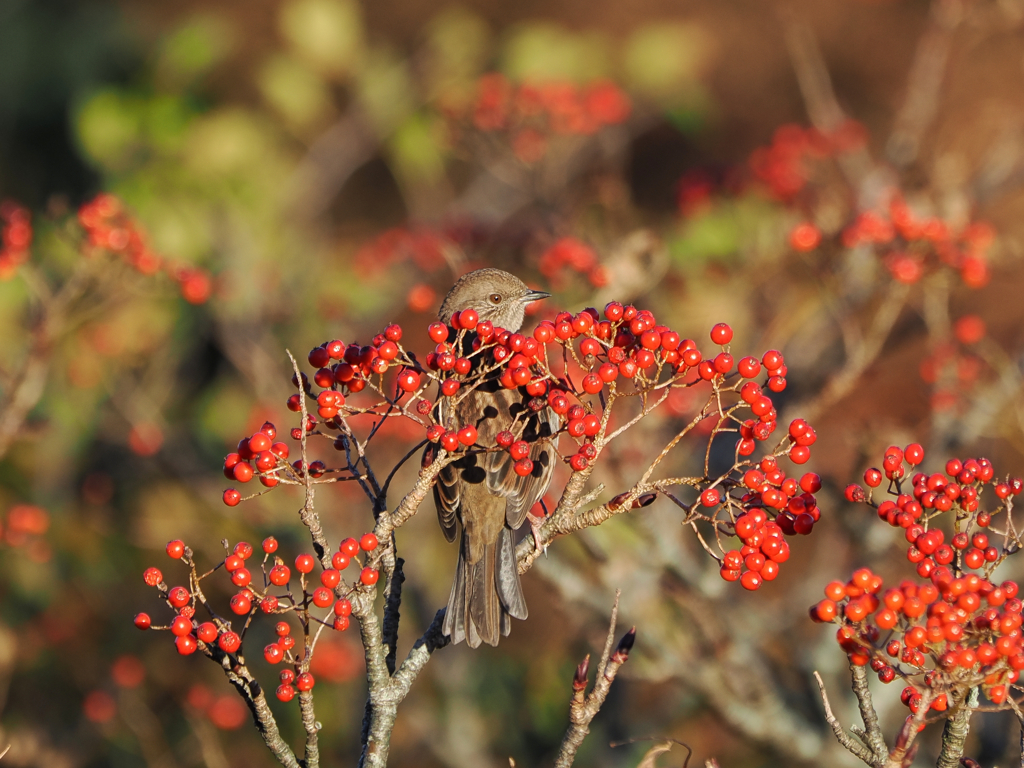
left=422, top=444, right=437, bottom=469
left=609, top=492, right=656, bottom=512
left=960, top=758, right=981, bottom=768
left=902, top=744, right=918, bottom=767
left=610, top=626, right=636, bottom=664
left=573, top=654, right=590, bottom=691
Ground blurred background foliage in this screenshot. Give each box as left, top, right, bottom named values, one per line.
left=2, top=0, right=1024, bottom=766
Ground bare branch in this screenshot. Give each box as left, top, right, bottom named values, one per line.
left=554, top=592, right=634, bottom=768
left=812, top=671, right=878, bottom=766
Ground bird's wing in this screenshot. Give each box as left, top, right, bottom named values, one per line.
left=457, top=382, right=558, bottom=531
left=431, top=401, right=459, bottom=543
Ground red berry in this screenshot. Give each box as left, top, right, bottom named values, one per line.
left=269, top=565, right=291, bottom=586
left=334, top=617, right=350, bottom=631
left=175, top=635, right=198, bottom=655
left=308, top=346, right=330, bottom=368
left=340, top=538, right=360, bottom=557
left=143, top=567, right=163, bottom=587
left=700, top=488, right=720, bottom=507
left=457, top=426, right=478, bottom=446
left=332, top=552, right=350, bottom=570
left=334, top=599, right=352, bottom=617
left=312, top=587, right=333, bottom=608
left=249, top=432, right=271, bottom=453
left=789, top=445, right=811, bottom=464
left=428, top=323, right=448, bottom=343
left=514, top=458, right=534, bottom=476
left=218, top=632, right=241, bottom=653
left=168, top=586, right=190, bottom=608
left=397, top=370, right=421, bottom=392
left=166, top=540, right=185, bottom=559
left=276, top=684, right=296, bottom=702
left=321, top=569, right=341, bottom=588
left=740, top=571, right=763, bottom=591
left=265, top=644, right=284, bottom=664
left=360, top=567, right=379, bottom=586
left=762, top=350, right=783, bottom=370
left=296, top=672, right=315, bottom=691
left=295, top=554, right=315, bottom=574
left=904, top=443, right=925, bottom=466
left=360, top=533, right=379, bottom=552
left=263, top=536, right=279, bottom=553
left=230, top=593, right=252, bottom=615
left=789, top=222, right=821, bottom=251
left=569, top=453, right=589, bottom=471
left=738, top=357, right=761, bottom=378
left=710, top=323, right=733, bottom=345
left=134, top=613, right=152, bottom=630
left=171, top=616, right=193, bottom=636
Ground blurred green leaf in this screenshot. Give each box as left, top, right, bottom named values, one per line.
left=183, top=108, right=278, bottom=179
left=424, top=7, right=491, bottom=97
left=669, top=196, right=777, bottom=266
left=279, top=0, right=363, bottom=78
left=356, top=47, right=415, bottom=134
left=623, top=24, right=709, bottom=100
left=156, top=16, right=233, bottom=87
left=258, top=54, right=332, bottom=131
left=389, top=112, right=446, bottom=186
left=75, top=89, right=143, bottom=171
left=501, top=23, right=611, bottom=82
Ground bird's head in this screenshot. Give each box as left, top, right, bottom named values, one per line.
left=438, top=268, right=550, bottom=331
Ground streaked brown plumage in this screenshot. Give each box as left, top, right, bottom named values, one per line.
left=430, top=269, right=555, bottom=647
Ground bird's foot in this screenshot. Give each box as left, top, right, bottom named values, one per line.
left=526, top=512, right=548, bottom=556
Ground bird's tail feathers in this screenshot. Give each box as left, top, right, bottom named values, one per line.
left=443, top=528, right=526, bottom=648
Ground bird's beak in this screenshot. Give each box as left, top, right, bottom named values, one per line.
left=522, top=289, right=551, bottom=304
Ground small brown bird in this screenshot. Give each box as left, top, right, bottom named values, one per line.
left=431, top=268, right=555, bottom=647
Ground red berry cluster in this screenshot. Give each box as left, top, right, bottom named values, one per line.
left=77, top=194, right=212, bottom=304
left=815, top=447, right=1024, bottom=718
left=537, top=237, right=609, bottom=290
left=0, top=503, right=50, bottom=563
left=713, top=464, right=822, bottom=591
left=352, top=226, right=449, bottom=279
left=787, top=197, right=993, bottom=289
left=749, top=121, right=867, bottom=200
left=812, top=567, right=1024, bottom=709
left=919, top=315, right=988, bottom=414
left=221, top=421, right=291, bottom=501
left=0, top=201, right=32, bottom=279
left=842, top=198, right=991, bottom=288
left=844, top=445, right=1022, bottom=579
left=446, top=74, right=631, bottom=163
left=136, top=533, right=380, bottom=702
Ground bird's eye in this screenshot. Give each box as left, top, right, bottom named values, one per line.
left=489, top=293, right=502, bottom=304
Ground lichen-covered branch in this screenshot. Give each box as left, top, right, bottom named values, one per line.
left=935, top=687, right=978, bottom=768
